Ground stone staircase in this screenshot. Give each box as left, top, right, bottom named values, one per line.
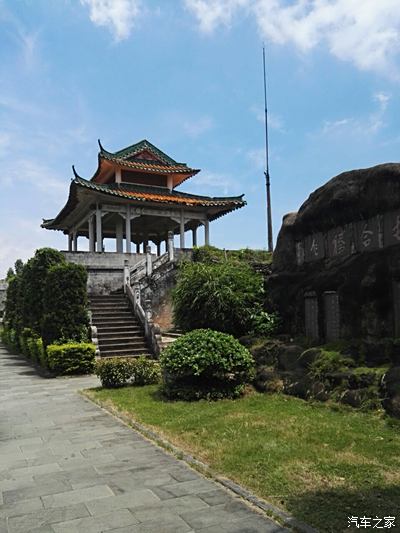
left=90, top=294, right=151, bottom=358
left=160, top=329, right=183, bottom=351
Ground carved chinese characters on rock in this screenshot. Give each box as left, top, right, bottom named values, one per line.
left=327, top=226, right=352, bottom=259
left=355, top=217, right=380, bottom=252
left=304, top=233, right=325, bottom=262
left=384, top=210, right=400, bottom=248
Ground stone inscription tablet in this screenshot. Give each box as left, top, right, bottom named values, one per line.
left=297, top=210, right=398, bottom=265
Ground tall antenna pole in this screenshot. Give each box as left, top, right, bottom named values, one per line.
left=263, top=44, right=274, bottom=252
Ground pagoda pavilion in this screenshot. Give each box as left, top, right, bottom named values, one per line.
left=42, top=140, right=246, bottom=255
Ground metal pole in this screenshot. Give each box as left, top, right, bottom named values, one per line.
left=263, top=44, right=274, bottom=252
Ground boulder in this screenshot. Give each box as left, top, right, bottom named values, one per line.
left=277, top=344, right=304, bottom=371
left=297, top=348, right=322, bottom=369
left=251, top=339, right=283, bottom=367
left=268, top=162, right=400, bottom=340
left=254, top=366, right=283, bottom=393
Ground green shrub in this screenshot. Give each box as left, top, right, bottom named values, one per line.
left=249, top=309, right=281, bottom=337
left=95, top=356, right=161, bottom=388
left=41, top=262, right=89, bottom=346
left=131, top=356, right=161, bottom=385
left=173, top=262, right=263, bottom=336
left=95, top=358, right=135, bottom=388
left=309, top=350, right=355, bottom=381
left=20, top=328, right=35, bottom=358
left=160, top=329, right=255, bottom=401
left=47, top=342, right=95, bottom=375
left=36, top=338, right=47, bottom=368
left=192, top=245, right=272, bottom=265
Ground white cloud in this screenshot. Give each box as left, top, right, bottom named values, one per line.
left=183, top=115, right=214, bottom=137
left=184, top=0, right=248, bottom=33
left=321, top=92, right=391, bottom=136
left=80, top=0, right=141, bottom=41
left=185, top=0, right=400, bottom=75
left=186, top=170, right=240, bottom=195
left=250, top=105, right=285, bottom=132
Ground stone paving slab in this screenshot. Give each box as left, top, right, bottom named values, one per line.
left=0, top=344, right=287, bottom=532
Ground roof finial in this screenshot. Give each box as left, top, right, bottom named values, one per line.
left=98, top=139, right=105, bottom=152
left=72, top=165, right=79, bottom=179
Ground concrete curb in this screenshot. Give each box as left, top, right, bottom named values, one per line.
left=81, top=390, right=318, bottom=533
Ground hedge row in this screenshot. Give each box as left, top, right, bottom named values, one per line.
left=1, top=326, right=95, bottom=376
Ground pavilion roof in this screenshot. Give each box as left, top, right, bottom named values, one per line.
left=42, top=177, right=246, bottom=230
left=74, top=139, right=200, bottom=187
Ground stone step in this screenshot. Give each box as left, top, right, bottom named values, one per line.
left=92, top=317, right=140, bottom=329
left=97, top=325, right=141, bottom=334
left=97, top=328, right=143, bottom=339
left=99, top=337, right=147, bottom=347
left=99, top=347, right=151, bottom=356
left=98, top=338, right=148, bottom=348
left=92, top=309, right=132, bottom=316
left=91, top=304, right=130, bottom=310
left=89, top=296, right=126, bottom=304
left=100, top=353, right=148, bottom=359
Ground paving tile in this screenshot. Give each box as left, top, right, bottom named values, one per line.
left=7, top=503, right=90, bottom=533
left=86, top=489, right=160, bottom=515
left=0, top=496, right=43, bottom=518
left=52, top=509, right=139, bottom=532
left=42, top=484, right=114, bottom=508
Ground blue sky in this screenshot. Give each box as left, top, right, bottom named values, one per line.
left=1, top=0, right=400, bottom=276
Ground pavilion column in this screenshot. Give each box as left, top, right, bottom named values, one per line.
left=192, top=227, right=197, bottom=248
left=125, top=206, right=131, bottom=253
left=96, top=205, right=102, bottom=252
left=136, top=243, right=140, bottom=254
left=116, top=218, right=123, bottom=253
left=73, top=231, right=78, bottom=252
left=180, top=211, right=185, bottom=249
left=68, top=232, right=73, bottom=252
left=88, top=215, right=95, bottom=252
left=156, top=242, right=161, bottom=256
left=204, top=218, right=210, bottom=246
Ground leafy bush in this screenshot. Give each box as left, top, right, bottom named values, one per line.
left=47, top=342, right=95, bottom=375
left=309, top=350, right=355, bottom=381
left=173, top=262, right=263, bottom=336
left=41, top=262, right=89, bottom=346
left=36, top=338, right=47, bottom=368
left=132, top=356, right=161, bottom=385
left=192, top=245, right=272, bottom=265
left=19, top=328, right=35, bottom=358
left=249, top=309, right=281, bottom=337
left=160, top=329, right=254, bottom=401
left=95, top=356, right=161, bottom=388
left=96, top=358, right=135, bottom=388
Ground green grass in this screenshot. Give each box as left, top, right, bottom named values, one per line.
left=87, top=386, right=400, bottom=532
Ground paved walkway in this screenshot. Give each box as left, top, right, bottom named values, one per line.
left=0, top=343, right=286, bottom=533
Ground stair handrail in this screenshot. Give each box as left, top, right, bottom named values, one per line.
left=125, top=282, right=162, bottom=357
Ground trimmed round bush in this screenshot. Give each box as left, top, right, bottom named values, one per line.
left=160, top=329, right=255, bottom=401
left=95, top=358, right=134, bottom=388
left=95, top=356, right=161, bottom=388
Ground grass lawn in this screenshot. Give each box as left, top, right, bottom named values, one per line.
left=86, top=386, right=400, bottom=533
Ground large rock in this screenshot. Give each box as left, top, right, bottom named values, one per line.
left=381, top=367, right=400, bottom=418
left=267, top=163, right=400, bottom=341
